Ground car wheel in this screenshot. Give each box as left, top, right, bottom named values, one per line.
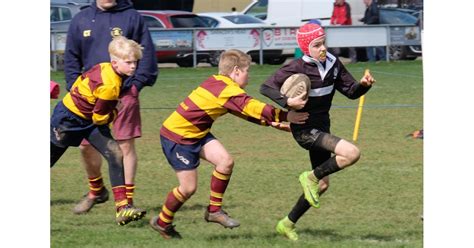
left=265, top=56, right=286, bottom=65
left=389, top=46, right=408, bottom=60
left=176, top=59, right=193, bottom=67
left=208, top=51, right=222, bottom=67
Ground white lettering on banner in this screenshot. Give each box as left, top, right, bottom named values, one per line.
left=308, top=85, right=334, bottom=97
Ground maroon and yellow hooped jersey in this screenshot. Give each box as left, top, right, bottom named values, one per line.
left=62, top=63, right=121, bottom=125
left=160, top=75, right=288, bottom=144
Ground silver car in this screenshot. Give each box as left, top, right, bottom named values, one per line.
left=50, top=2, right=88, bottom=31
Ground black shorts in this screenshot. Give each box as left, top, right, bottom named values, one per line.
left=50, top=102, right=96, bottom=147
left=291, top=125, right=341, bottom=169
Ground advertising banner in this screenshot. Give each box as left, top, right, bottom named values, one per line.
left=150, top=30, right=193, bottom=51
left=194, top=28, right=299, bottom=51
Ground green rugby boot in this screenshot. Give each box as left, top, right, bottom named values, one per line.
left=116, top=205, right=146, bottom=226
left=276, top=216, right=298, bottom=241
left=299, top=171, right=320, bottom=208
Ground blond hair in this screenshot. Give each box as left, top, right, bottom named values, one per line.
left=218, top=49, right=252, bottom=76
left=108, top=36, right=143, bottom=61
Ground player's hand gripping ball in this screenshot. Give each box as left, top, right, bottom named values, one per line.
left=280, top=73, right=311, bottom=100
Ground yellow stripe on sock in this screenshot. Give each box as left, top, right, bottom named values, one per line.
left=159, top=212, right=172, bottom=223
left=112, top=185, right=126, bottom=190
left=126, top=185, right=136, bottom=190
left=210, top=191, right=223, bottom=199
left=89, top=176, right=103, bottom=182
left=172, top=187, right=186, bottom=202
left=115, top=199, right=128, bottom=208
left=162, top=205, right=175, bottom=217
left=89, top=186, right=103, bottom=191
left=210, top=200, right=223, bottom=206
left=213, top=170, right=230, bottom=180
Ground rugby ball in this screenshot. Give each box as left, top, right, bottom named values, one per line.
left=280, top=73, right=311, bottom=100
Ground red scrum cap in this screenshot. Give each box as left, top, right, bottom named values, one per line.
left=296, top=23, right=326, bottom=55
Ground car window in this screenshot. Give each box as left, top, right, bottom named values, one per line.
left=142, top=15, right=165, bottom=28
left=380, top=9, right=418, bottom=24
left=245, top=0, right=268, bottom=20
left=222, top=15, right=264, bottom=24
left=170, top=15, right=208, bottom=28
left=200, top=16, right=219, bottom=28
left=51, top=6, right=72, bottom=22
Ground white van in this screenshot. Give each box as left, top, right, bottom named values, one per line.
left=243, top=0, right=366, bottom=27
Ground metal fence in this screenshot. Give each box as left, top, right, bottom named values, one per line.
left=51, top=24, right=421, bottom=70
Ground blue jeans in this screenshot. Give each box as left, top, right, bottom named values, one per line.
left=366, top=47, right=387, bottom=62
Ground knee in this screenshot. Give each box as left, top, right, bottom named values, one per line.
left=79, top=144, right=94, bottom=155
left=338, top=144, right=360, bottom=167
left=215, top=156, right=234, bottom=175
left=118, top=140, right=135, bottom=155
left=180, top=185, right=197, bottom=199
left=347, top=146, right=361, bottom=165
left=79, top=145, right=103, bottom=166
left=350, top=146, right=360, bottom=164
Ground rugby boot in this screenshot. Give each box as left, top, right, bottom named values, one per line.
left=299, top=171, right=320, bottom=208
left=149, top=216, right=182, bottom=239
left=276, top=216, right=298, bottom=241
left=73, top=187, right=109, bottom=214
left=204, top=209, right=240, bottom=228
left=116, top=205, right=146, bottom=226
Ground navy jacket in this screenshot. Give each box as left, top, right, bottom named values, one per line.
left=360, top=1, right=380, bottom=24
left=64, top=0, right=158, bottom=92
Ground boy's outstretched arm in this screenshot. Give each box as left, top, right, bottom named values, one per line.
left=225, top=91, right=308, bottom=126
left=270, top=122, right=291, bottom=132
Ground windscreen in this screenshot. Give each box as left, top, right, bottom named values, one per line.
left=170, top=15, right=209, bottom=28
left=222, top=15, right=264, bottom=24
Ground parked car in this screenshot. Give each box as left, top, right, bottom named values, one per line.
left=139, top=10, right=213, bottom=67
left=379, top=7, right=422, bottom=60
left=337, top=7, right=422, bottom=61
left=198, top=12, right=267, bottom=28
left=50, top=2, right=87, bottom=31
left=196, top=12, right=288, bottom=65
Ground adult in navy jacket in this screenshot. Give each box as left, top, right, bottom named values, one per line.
left=63, top=0, right=158, bottom=214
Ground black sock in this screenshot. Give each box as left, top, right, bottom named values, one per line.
left=313, top=156, right=341, bottom=180
left=288, top=194, right=311, bottom=223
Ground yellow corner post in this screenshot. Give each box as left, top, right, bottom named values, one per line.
left=352, top=69, right=370, bottom=142
left=352, top=95, right=365, bottom=142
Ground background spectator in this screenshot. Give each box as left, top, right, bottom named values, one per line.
left=360, top=0, right=386, bottom=61
left=330, top=0, right=357, bottom=63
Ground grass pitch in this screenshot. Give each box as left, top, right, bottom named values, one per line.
left=50, top=60, right=423, bottom=247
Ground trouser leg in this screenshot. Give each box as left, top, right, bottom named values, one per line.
left=50, top=142, right=68, bottom=167
left=86, top=126, right=124, bottom=187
